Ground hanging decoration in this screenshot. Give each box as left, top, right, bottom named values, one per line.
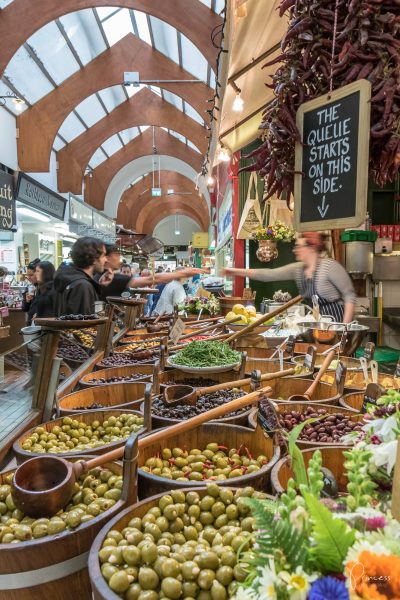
left=243, top=0, right=400, bottom=206
left=254, top=220, right=295, bottom=263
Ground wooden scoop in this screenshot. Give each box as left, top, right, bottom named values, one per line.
left=11, top=387, right=271, bottom=518
left=163, top=367, right=297, bottom=407
left=288, top=349, right=336, bottom=401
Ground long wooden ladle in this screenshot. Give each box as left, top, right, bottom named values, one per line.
left=163, top=367, right=296, bottom=406
left=288, top=349, right=336, bottom=401
left=11, top=388, right=270, bottom=518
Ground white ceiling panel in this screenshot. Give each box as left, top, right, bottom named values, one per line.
left=162, top=89, right=184, bottom=112
left=102, top=9, right=133, bottom=46
left=132, top=10, right=152, bottom=45
left=5, top=46, right=54, bottom=103
left=75, top=94, right=107, bottom=127
left=149, top=16, right=180, bottom=64
left=53, top=135, right=66, bottom=151
left=97, top=86, right=127, bottom=112
left=0, top=0, right=14, bottom=7
left=187, top=140, right=201, bottom=153
left=88, top=147, right=108, bottom=169
left=58, top=112, right=86, bottom=142
left=28, top=21, right=80, bottom=85
left=60, top=10, right=107, bottom=65
left=120, top=127, right=141, bottom=144
left=180, top=35, right=209, bottom=82
left=101, top=134, right=123, bottom=156
left=183, top=102, right=204, bottom=125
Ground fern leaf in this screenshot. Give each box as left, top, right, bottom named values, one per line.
left=244, top=498, right=309, bottom=570
left=303, top=492, right=356, bottom=573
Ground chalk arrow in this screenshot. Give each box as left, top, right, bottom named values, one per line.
left=317, top=195, right=329, bottom=218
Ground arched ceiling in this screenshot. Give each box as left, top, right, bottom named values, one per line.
left=154, top=216, right=201, bottom=246
left=84, top=127, right=203, bottom=209
left=0, top=0, right=220, bottom=232
left=106, top=155, right=210, bottom=218
left=17, top=33, right=212, bottom=172
left=137, top=199, right=208, bottom=233
left=118, top=171, right=208, bottom=230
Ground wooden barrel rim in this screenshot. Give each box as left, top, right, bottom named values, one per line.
left=58, top=382, right=148, bottom=414
left=79, top=365, right=154, bottom=387
left=89, top=486, right=274, bottom=600
left=271, top=445, right=346, bottom=495
left=338, top=392, right=363, bottom=413
left=138, top=400, right=255, bottom=427
left=96, top=357, right=159, bottom=369
left=13, top=410, right=145, bottom=461
left=0, top=458, right=124, bottom=580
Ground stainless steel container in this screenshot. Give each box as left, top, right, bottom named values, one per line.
left=373, top=254, right=400, bottom=280
left=344, top=241, right=374, bottom=275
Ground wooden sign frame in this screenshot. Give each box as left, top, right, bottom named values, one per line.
left=294, top=80, right=371, bottom=232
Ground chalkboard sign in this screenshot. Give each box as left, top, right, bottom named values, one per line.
left=294, top=80, right=371, bottom=232
left=0, top=171, right=16, bottom=231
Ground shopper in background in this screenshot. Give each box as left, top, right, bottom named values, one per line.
left=53, top=237, right=114, bottom=316
left=152, top=268, right=188, bottom=315
left=223, top=232, right=356, bottom=322
left=33, top=261, right=55, bottom=319
left=140, top=269, right=153, bottom=316
left=120, top=263, right=131, bottom=276
left=130, top=262, right=140, bottom=278
left=22, top=258, right=40, bottom=325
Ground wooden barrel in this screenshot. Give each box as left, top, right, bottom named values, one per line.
left=118, top=332, right=163, bottom=345
left=293, top=354, right=363, bottom=372
left=219, top=296, right=243, bottom=315
left=96, top=352, right=161, bottom=370
left=293, top=341, right=331, bottom=354
left=319, top=370, right=399, bottom=391
left=245, top=357, right=313, bottom=378
left=339, top=391, right=364, bottom=413
left=272, top=402, right=363, bottom=448
left=58, top=382, right=153, bottom=416
left=0, top=439, right=138, bottom=600
left=271, top=446, right=348, bottom=494
left=142, top=382, right=256, bottom=429
left=89, top=485, right=274, bottom=600
left=137, top=422, right=280, bottom=499
left=265, top=376, right=340, bottom=404
left=158, top=366, right=247, bottom=392
left=79, top=364, right=154, bottom=388
left=13, top=409, right=148, bottom=463
left=237, top=346, right=292, bottom=359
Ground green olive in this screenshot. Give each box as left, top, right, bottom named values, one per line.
left=161, top=557, right=181, bottom=578
left=197, top=551, right=219, bottom=571
left=211, top=580, right=227, bottom=600
left=109, top=571, right=130, bottom=593
left=216, top=565, right=233, bottom=586
left=181, top=560, right=200, bottom=580
left=141, top=542, right=158, bottom=564
left=125, top=583, right=142, bottom=600
left=138, top=566, right=159, bottom=590
left=233, top=563, right=247, bottom=582
left=161, top=576, right=182, bottom=599
left=101, top=563, right=118, bottom=581
left=198, top=569, right=216, bottom=590
left=122, top=545, right=141, bottom=566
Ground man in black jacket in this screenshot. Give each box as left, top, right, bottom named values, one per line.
left=54, top=237, right=113, bottom=316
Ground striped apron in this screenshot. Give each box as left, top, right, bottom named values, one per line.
left=301, top=265, right=345, bottom=323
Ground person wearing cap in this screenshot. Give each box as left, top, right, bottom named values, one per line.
left=98, top=244, right=207, bottom=300
left=222, top=232, right=356, bottom=323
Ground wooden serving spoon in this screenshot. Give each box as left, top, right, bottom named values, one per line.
left=163, top=367, right=297, bottom=406
left=288, top=349, right=336, bottom=401
left=11, top=388, right=271, bottom=518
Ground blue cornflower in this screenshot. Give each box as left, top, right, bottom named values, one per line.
left=308, top=576, right=349, bottom=600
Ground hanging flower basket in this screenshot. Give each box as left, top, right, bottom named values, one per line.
left=256, top=239, right=278, bottom=263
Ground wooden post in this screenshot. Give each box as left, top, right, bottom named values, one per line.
left=391, top=438, right=400, bottom=521
left=31, top=329, right=60, bottom=412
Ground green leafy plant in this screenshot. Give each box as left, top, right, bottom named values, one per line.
left=243, top=497, right=310, bottom=571
left=344, top=448, right=378, bottom=510
left=303, top=492, right=356, bottom=573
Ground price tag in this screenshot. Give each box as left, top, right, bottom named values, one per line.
left=361, top=383, right=385, bottom=414
left=0, top=306, right=9, bottom=318
left=394, top=359, right=400, bottom=379
left=285, top=335, right=296, bottom=356
left=363, top=342, right=375, bottom=363
left=303, top=346, right=316, bottom=371
left=278, top=348, right=284, bottom=371
left=335, top=361, right=347, bottom=395
left=169, top=318, right=185, bottom=345
left=243, top=288, right=253, bottom=300
left=257, top=397, right=279, bottom=438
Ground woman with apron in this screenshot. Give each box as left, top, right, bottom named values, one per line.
left=222, top=232, right=356, bottom=323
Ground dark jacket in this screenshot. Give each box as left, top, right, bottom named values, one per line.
left=34, top=281, right=56, bottom=319
left=53, top=265, right=101, bottom=316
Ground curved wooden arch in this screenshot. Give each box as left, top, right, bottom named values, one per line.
left=119, top=171, right=208, bottom=228
left=57, top=88, right=207, bottom=194
left=136, top=198, right=207, bottom=233
left=84, top=128, right=202, bottom=210
left=0, top=0, right=221, bottom=77
left=17, top=34, right=211, bottom=173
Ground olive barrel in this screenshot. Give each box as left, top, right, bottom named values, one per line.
left=271, top=446, right=348, bottom=495
left=244, top=357, right=312, bottom=378
left=0, top=436, right=139, bottom=600
left=13, top=409, right=149, bottom=463
left=144, top=382, right=256, bottom=430
left=137, top=422, right=280, bottom=499
left=339, top=391, right=364, bottom=412
left=265, top=377, right=341, bottom=404
left=89, top=486, right=274, bottom=600
left=79, top=365, right=154, bottom=388
left=57, top=382, right=152, bottom=416
left=269, top=402, right=363, bottom=448
left=319, top=370, right=399, bottom=391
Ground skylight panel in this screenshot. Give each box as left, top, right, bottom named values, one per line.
left=101, top=134, right=123, bottom=156
left=75, top=94, right=107, bottom=127
left=58, top=112, right=86, bottom=143
left=132, top=10, right=152, bottom=46
left=4, top=46, right=54, bottom=103
left=59, top=10, right=107, bottom=65
left=149, top=16, right=180, bottom=63
left=102, top=9, right=133, bottom=46
left=180, top=35, right=209, bottom=82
